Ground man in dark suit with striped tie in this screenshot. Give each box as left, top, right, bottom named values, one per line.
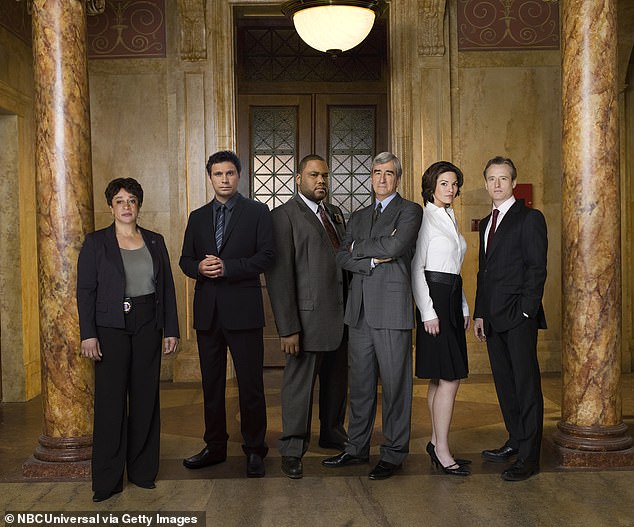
left=266, top=155, right=348, bottom=479
left=179, top=150, right=275, bottom=478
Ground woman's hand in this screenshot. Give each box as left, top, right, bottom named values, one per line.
left=164, top=336, right=179, bottom=355
left=80, top=338, right=102, bottom=361
left=463, top=315, right=471, bottom=331
left=423, top=318, right=440, bottom=336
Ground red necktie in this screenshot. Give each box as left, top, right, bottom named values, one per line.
left=318, top=205, right=340, bottom=250
left=486, top=208, right=499, bottom=255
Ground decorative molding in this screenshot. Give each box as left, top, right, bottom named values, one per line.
left=86, top=0, right=166, bottom=59
left=418, top=0, right=447, bottom=56
left=458, top=0, right=560, bottom=51
left=86, top=0, right=106, bottom=16
left=178, top=0, right=207, bottom=61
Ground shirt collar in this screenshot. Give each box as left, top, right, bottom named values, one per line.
left=376, top=192, right=397, bottom=210
left=213, top=192, right=240, bottom=212
left=298, top=192, right=320, bottom=214
left=493, top=195, right=516, bottom=215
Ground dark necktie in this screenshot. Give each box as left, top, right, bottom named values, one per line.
left=318, top=204, right=340, bottom=250
left=373, top=202, right=383, bottom=224
left=486, top=208, right=500, bottom=255
left=215, top=204, right=225, bottom=250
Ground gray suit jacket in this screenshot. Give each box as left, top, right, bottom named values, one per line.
left=266, top=194, right=347, bottom=352
left=337, top=193, right=423, bottom=330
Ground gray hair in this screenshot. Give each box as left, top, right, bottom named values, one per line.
left=372, top=152, right=402, bottom=179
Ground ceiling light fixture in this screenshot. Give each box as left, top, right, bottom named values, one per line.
left=281, top=0, right=387, bottom=55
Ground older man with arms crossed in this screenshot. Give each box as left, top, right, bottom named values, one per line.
left=266, top=154, right=348, bottom=479
left=323, top=152, right=423, bottom=480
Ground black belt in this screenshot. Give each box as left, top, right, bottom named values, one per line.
left=123, top=293, right=155, bottom=314
left=425, top=270, right=460, bottom=285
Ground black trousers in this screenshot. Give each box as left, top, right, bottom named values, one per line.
left=93, top=294, right=162, bottom=493
left=486, top=317, right=543, bottom=463
left=196, top=319, right=268, bottom=458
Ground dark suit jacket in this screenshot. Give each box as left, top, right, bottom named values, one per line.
left=266, top=194, right=346, bottom=352
left=179, top=193, right=275, bottom=331
left=474, top=199, right=548, bottom=333
left=337, top=193, right=423, bottom=330
left=76, top=223, right=180, bottom=340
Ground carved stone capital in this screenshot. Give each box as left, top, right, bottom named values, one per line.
left=178, top=0, right=208, bottom=61
left=15, top=0, right=105, bottom=16
left=418, top=0, right=447, bottom=56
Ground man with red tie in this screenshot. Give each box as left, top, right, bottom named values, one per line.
left=266, top=155, right=348, bottom=479
left=473, top=156, right=548, bottom=481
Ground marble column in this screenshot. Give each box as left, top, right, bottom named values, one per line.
left=555, top=0, right=634, bottom=467
left=23, top=0, right=95, bottom=478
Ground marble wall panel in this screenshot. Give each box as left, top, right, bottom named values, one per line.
left=455, top=62, right=562, bottom=370
left=0, top=28, right=39, bottom=401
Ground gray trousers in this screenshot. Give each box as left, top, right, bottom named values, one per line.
left=344, top=314, right=412, bottom=465
left=278, top=341, right=348, bottom=457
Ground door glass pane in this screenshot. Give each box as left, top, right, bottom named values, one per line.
left=329, top=107, right=375, bottom=218
left=251, top=106, right=297, bottom=209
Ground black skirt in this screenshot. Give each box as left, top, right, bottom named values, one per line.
left=415, top=271, right=468, bottom=380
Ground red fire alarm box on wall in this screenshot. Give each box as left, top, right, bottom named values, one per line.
left=514, top=183, right=533, bottom=208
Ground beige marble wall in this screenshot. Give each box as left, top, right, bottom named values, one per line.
left=1, top=1, right=632, bottom=401
left=0, top=27, right=40, bottom=402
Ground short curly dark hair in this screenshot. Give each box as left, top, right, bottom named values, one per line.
left=206, top=150, right=242, bottom=176
left=105, top=178, right=144, bottom=207
left=421, top=161, right=464, bottom=205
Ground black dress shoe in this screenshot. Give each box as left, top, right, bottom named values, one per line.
left=368, top=460, right=402, bottom=480
left=129, top=480, right=156, bottom=489
left=183, top=447, right=227, bottom=469
left=501, top=459, right=539, bottom=481
left=247, top=453, right=265, bottom=478
left=281, top=456, right=303, bottom=479
left=321, top=452, right=369, bottom=467
left=92, top=488, right=122, bottom=503
left=481, top=445, right=519, bottom=462
left=318, top=439, right=346, bottom=451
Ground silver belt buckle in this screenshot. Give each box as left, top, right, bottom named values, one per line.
left=123, top=297, right=132, bottom=314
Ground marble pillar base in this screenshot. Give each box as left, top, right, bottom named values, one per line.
left=555, top=446, right=634, bottom=468
left=22, top=434, right=92, bottom=478
left=22, top=457, right=91, bottom=479
left=553, top=420, right=634, bottom=468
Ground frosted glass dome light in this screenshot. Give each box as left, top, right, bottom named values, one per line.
left=282, top=1, right=386, bottom=55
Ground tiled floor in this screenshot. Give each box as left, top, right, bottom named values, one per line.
left=0, top=371, right=632, bottom=527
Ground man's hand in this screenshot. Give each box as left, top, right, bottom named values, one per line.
left=424, top=318, right=440, bottom=336
left=280, top=333, right=300, bottom=356
left=164, top=336, right=179, bottom=355
left=464, top=315, right=471, bottom=331
left=80, top=337, right=102, bottom=361
left=473, top=318, right=486, bottom=341
left=198, top=254, right=225, bottom=278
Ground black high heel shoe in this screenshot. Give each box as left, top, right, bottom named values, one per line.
left=426, top=441, right=472, bottom=466
left=440, top=462, right=470, bottom=476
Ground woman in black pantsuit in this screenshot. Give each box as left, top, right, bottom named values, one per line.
left=77, top=178, right=179, bottom=502
left=411, top=162, right=471, bottom=476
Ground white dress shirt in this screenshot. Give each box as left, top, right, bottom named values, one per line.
left=411, top=202, right=469, bottom=322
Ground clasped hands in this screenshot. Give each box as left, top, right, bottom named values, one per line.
left=199, top=254, right=225, bottom=278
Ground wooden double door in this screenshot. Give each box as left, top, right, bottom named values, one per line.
left=237, top=93, right=388, bottom=365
